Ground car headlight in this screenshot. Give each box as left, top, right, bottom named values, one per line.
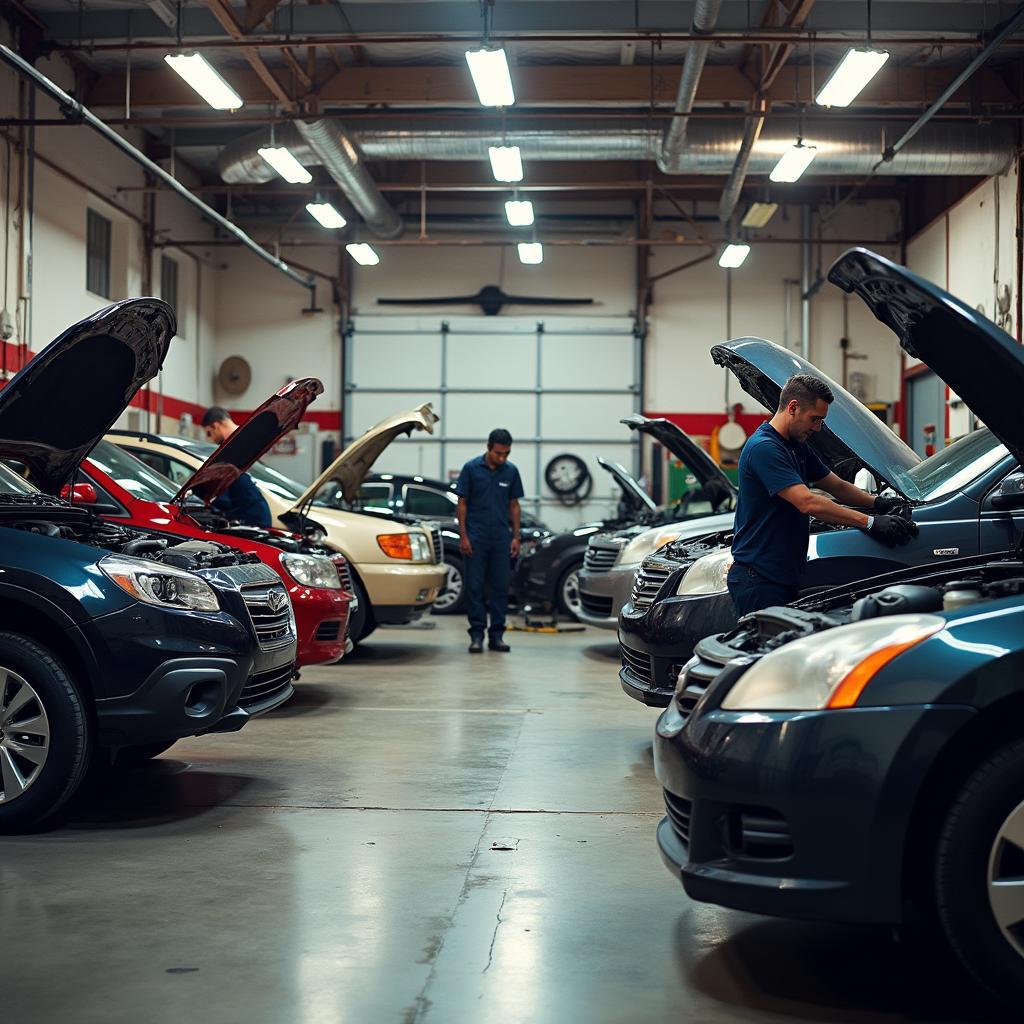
left=282, top=553, right=343, bottom=589
left=620, top=528, right=681, bottom=567
left=409, top=531, right=432, bottom=562
left=721, top=614, right=945, bottom=711
left=676, top=549, right=732, bottom=596
left=100, top=554, right=220, bottom=612
left=376, top=532, right=431, bottom=561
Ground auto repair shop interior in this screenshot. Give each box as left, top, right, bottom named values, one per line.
left=3, top=1, right=1024, bottom=1020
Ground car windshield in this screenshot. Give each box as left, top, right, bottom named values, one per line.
left=87, top=440, right=180, bottom=502
left=0, top=461, right=38, bottom=495
left=904, top=427, right=1010, bottom=502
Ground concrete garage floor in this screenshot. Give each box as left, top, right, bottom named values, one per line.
left=0, top=617, right=1006, bottom=1023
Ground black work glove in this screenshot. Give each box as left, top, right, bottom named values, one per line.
left=873, top=494, right=905, bottom=515
left=868, top=514, right=918, bottom=546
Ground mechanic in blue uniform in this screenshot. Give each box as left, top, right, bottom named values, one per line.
left=455, top=428, right=524, bottom=654
left=200, top=406, right=273, bottom=528
left=728, top=373, right=915, bottom=617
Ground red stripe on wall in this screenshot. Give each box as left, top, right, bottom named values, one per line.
left=644, top=411, right=770, bottom=439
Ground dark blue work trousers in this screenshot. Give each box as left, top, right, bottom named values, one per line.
left=465, top=536, right=512, bottom=642
left=727, top=563, right=799, bottom=618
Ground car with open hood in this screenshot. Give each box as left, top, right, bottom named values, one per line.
left=0, top=299, right=297, bottom=831
left=109, top=403, right=445, bottom=645
left=618, top=247, right=1022, bottom=707
left=574, top=415, right=738, bottom=628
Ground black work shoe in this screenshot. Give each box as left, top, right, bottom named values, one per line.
left=468, top=639, right=484, bottom=654
left=488, top=640, right=511, bottom=653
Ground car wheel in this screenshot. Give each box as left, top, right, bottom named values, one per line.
left=556, top=562, right=583, bottom=619
left=113, top=741, right=177, bottom=768
left=433, top=556, right=466, bottom=615
left=935, top=737, right=1024, bottom=1004
left=347, top=573, right=375, bottom=646
left=0, top=632, right=91, bottom=833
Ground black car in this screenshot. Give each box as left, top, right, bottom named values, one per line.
left=0, top=299, right=296, bottom=831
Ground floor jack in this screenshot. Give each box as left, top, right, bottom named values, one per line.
left=509, top=601, right=586, bottom=634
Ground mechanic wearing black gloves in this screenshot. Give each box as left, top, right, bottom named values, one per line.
left=728, top=373, right=916, bottom=617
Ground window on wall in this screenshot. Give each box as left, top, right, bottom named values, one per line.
left=86, top=209, right=112, bottom=299
left=160, top=255, right=179, bottom=313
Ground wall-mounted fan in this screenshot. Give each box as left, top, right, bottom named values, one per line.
left=217, top=355, right=252, bottom=396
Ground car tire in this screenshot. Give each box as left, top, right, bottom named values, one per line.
left=433, top=555, right=466, bottom=616
left=347, top=572, right=375, bottom=646
left=113, top=741, right=177, bottom=768
left=935, top=737, right=1024, bottom=1004
left=556, top=561, right=584, bottom=619
left=0, top=632, right=91, bottom=833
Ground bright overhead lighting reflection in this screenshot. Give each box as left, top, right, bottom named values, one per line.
left=770, top=142, right=818, bottom=183
left=164, top=53, right=243, bottom=110
left=465, top=47, right=515, bottom=107
left=718, top=243, right=750, bottom=269
left=517, top=242, right=543, bottom=265
left=306, top=202, right=347, bottom=229
left=741, top=202, right=779, bottom=229
left=346, top=242, right=380, bottom=266
left=489, top=145, right=523, bottom=182
left=505, top=199, right=535, bottom=226
left=258, top=146, right=313, bottom=184
left=816, top=47, right=890, bottom=107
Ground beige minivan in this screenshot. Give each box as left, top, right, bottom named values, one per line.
left=108, top=404, right=446, bottom=645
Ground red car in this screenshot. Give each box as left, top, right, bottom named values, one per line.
left=73, top=380, right=351, bottom=668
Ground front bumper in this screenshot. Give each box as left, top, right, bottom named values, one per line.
left=617, top=591, right=735, bottom=706
left=653, top=695, right=975, bottom=924
left=291, top=585, right=350, bottom=666
left=577, top=565, right=635, bottom=629
left=360, top=562, right=445, bottom=608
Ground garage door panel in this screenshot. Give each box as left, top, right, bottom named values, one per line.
left=350, top=334, right=442, bottom=390
left=445, top=393, right=535, bottom=441
left=540, top=393, right=637, bottom=440
left=541, top=334, right=634, bottom=390
left=446, top=334, right=538, bottom=389
left=347, top=391, right=444, bottom=436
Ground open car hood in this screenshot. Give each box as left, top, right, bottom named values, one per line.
left=294, top=403, right=440, bottom=508
left=620, top=414, right=735, bottom=496
left=596, top=457, right=657, bottom=513
left=173, top=377, right=324, bottom=505
left=829, top=246, right=1024, bottom=468
left=0, top=298, right=175, bottom=494
left=711, top=338, right=920, bottom=499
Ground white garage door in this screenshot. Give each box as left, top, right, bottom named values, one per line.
left=345, top=315, right=641, bottom=531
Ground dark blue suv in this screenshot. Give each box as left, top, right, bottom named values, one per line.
left=0, top=299, right=296, bottom=832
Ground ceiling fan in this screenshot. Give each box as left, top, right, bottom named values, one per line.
left=376, top=284, right=595, bottom=317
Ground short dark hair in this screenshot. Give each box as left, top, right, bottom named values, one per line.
left=488, top=428, right=513, bottom=448
left=201, top=406, right=230, bottom=427
left=779, top=374, right=834, bottom=411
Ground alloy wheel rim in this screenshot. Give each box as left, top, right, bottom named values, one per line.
left=436, top=563, right=464, bottom=611
left=987, top=796, right=1024, bottom=960
left=562, top=570, right=582, bottom=617
left=0, top=668, right=50, bottom=804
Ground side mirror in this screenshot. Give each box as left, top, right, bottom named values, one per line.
left=992, top=472, right=1024, bottom=510
left=60, top=482, right=98, bottom=504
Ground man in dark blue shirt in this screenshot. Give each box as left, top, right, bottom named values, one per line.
left=455, top=428, right=524, bottom=653
left=201, top=407, right=273, bottom=528
left=728, top=373, right=914, bottom=616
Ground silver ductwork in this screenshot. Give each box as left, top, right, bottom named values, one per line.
left=658, top=0, right=723, bottom=174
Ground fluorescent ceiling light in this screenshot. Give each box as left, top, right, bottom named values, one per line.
left=306, top=202, right=347, bottom=229
left=770, top=142, right=818, bottom=183
left=517, top=242, right=543, bottom=265
left=258, top=146, right=313, bottom=184
left=465, top=47, right=515, bottom=107
left=164, top=53, right=243, bottom=111
left=816, top=47, right=890, bottom=107
left=741, top=202, right=779, bottom=229
left=505, top=199, right=535, bottom=226
left=346, top=243, right=380, bottom=266
left=145, top=0, right=179, bottom=29
left=718, top=243, right=751, bottom=269
left=489, top=145, right=523, bottom=183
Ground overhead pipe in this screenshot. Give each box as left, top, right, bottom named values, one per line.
left=0, top=43, right=315, bottom=291
left=657, top=0, right=723, bottom=174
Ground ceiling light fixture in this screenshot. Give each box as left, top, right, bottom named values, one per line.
left=816, top=47, right=890, bottom=107
left=306, top=202, right=347, bottom=229
left=517, top=241, right=543, bottom=265
left=346, top=242, right=380, bottom=266
left=258, top=146, right=313, bottom=184
left=718, top=243, right=751, bottom=269
left=164, top=53, right=243, bottom=111
left=741, top=202, right=779, bottom=229
left=465, top=47, right=515, bottom=107
left=489, top=145, right=523, bottom=182
left=505, top=199, right=535, bottom=226
left=770, top=142, right=818, bottom=183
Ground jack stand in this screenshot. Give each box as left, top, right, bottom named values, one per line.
left=509, top=602, right=586, bottom=635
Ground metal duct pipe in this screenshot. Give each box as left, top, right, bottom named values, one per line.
left=218, top=122, right=314, bottom=184
left=658, top=0, right=723, bottom=174
left=718, top=96, right=768, bottom=224
left=0, top=44, right=314, bottom=291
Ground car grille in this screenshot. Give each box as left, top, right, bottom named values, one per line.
left=315, top=620, right=343, bottom=642
left=241, top=582, right=294, bottom=650
left=732, top=808, right=794, bottom=860
left=583, top=542, right=620, bottom=574
left=664, top=791, right=692, bottom=846
left=631, top=560, right=674, bottom=611
left=675, top=657, right=720, bottom=720
left=427, top=524, right=442, bottom=564
left=333, top=556, right=353, bottom=595
left=619, top=642, right=653, bottom=685
left=580, top=592, right=614, bottom=618
left=238, top=663, right=293, bottom=709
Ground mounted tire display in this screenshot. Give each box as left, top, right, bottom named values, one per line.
left=934, top=737, right=1024, bottom=1004
left=0, top=632, right=91, bottom=833
left=556, top=561, right=583, bottom=619
left=433, top=555, right=466, bottom=615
